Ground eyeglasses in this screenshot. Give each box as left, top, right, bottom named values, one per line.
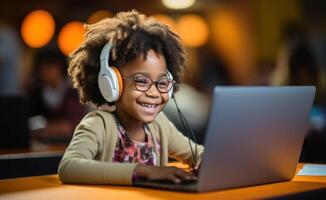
left=123, top=75, right=175, bottom=93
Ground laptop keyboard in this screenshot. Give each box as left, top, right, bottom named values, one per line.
left=134, top=178, right=198, bottom=192
left=150, top=178, right=197, bottom=185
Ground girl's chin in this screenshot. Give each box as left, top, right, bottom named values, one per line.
left=138, top=114, right=158, bottom=124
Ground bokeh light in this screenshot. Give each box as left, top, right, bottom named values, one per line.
left=87, top=10, right=113, bottom=24
left=162, top=0, right=195, bottom=9
left=21, top=10, right=55, bottom=48
left=211, top=8, right=256, bottom=84
left=177, top=14, right=209, bottom=47
left=58, top=21, right=85, bottom=55
left=211, top=11, right=242, bottom=55
left=152, top=14, right=178, bottom=33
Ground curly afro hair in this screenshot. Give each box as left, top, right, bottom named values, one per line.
left=68, top=10, right=187, bottom=106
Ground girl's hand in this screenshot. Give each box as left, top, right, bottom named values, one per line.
left=190, top=163, right=201, bottom=176
left=134, top=165, right=197, bottom=183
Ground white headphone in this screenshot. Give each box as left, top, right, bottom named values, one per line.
left=166, top=70, right=174, bottom=99
left=98, top=42, right=123, bottom=102
left=98, top=42, right=174, bottom=102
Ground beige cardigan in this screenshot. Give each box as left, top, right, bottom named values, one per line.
left=58, top=110, right=204, bottom=185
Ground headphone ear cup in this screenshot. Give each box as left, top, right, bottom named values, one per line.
left=167, top=71, right=174, bottom=99
left=112, top=67, right=123, bottom=98
left=98, top=42, right=123, bottom=103
left=98, top=66, right=120, bottom=102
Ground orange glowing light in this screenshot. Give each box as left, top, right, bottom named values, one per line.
left=21, top=10, right=55, bottom=48
left=177, top=14, right=209, bottom=47
left=58, top=21, right=85, bottom=55
left=87, top=10, right=113, bottom=24
left=212, top=11, right=242, bottom=54
left=152, top=14, right=178, bottom=33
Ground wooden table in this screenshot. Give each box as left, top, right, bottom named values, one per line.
left=0, top=163, right=325, bottom=200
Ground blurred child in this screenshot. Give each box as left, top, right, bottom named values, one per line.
left=27, top=49, right=87, bottom=142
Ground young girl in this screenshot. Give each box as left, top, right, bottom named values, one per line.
left=58, top=10, right=204, bottom=185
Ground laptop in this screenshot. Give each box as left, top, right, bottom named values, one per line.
left=133, top=86, right=316, bottom=192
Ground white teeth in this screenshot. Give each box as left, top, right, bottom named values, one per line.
left=140, top=103, right=157, bottom=108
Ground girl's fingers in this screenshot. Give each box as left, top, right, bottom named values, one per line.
left=167, top=174, right=181, bottom=183
left=174, top=169, right=188, bottom=177
left=174, top=168, right=197, bottom=180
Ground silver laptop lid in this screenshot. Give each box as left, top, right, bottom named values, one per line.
left=197, top=86, right=315, bottom=192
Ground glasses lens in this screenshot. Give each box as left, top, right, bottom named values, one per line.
left=157, top=78, right=173, bottom=93
left=134, top=76, right=151, bottom=91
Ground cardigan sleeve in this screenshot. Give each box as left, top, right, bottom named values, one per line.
left=58, top=112, right=138, bottom=185
left=157, top=113, right=204, bottom=167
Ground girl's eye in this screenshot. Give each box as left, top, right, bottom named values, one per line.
left=134, top=77, right=150, bottom=85
left=158, top=79, right=169, bottom=87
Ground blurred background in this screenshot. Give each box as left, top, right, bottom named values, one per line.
left=0, top=0, right=325, bottom=163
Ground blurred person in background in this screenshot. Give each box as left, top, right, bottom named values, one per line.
left=163, top=83, right=210, bottom=144
left=0, top=23, right=22, bottom=96
left=164, top=44, right=230, bottom=144
left=270, top=22, right=326, bottom=163
left=0, top=23, right=30, bottom=149
left=26, top=49, right=88, bottom=143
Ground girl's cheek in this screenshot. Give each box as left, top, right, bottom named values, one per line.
left=162, top=95, right=170, bottom=104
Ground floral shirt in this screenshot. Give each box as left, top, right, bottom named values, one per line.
left=112, top=121, right=160, bottom=166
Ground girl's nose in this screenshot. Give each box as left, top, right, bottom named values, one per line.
left=145, top=84, right=160, bottom=98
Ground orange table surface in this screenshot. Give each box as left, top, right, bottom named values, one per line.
left=0, top=163, right=325, bottom=200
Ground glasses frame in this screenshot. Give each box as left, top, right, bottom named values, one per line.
left=123, top=75, right=175, bottom=93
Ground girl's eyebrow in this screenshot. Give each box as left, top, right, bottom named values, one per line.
left=129, top=72, right=168, bottom=78
left=129, top=72, right=149, bottom=77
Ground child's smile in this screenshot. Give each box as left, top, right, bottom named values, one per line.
left=137, top=102, right=159, bottom=114
left=139, top=103, right=158, bottom=109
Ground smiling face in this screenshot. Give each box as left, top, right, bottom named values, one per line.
left=115, top=50, right=170, bottom=127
